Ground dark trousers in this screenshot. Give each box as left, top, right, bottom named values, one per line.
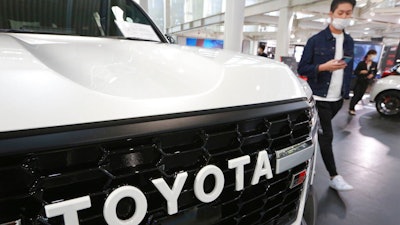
left=349, top=81, right=369, bottom=110
left=316, top=99, right=343, bottom=177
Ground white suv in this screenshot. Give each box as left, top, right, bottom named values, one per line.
left=0, top=1, right=318, bottom=225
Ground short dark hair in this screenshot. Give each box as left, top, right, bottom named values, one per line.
left=364, top=49, right=377, bottom=60
left=330, top=0, right=356, bottom=12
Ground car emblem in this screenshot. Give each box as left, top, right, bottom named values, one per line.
left=289, top=170, right=307, bottom=189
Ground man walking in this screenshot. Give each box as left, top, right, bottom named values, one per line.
left=298, top=0, right=356, bottom=191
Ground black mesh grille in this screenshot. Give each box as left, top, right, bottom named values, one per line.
left=0, top=105, right=312, bottom=225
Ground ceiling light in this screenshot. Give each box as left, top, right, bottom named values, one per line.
left=313, top=18, right=329, bottom=23
left=258, top=25, right=277, bottom=33
left=364, top=27, right=370, bottom=30
left=367, top=19, right=372, bottom=22
left=355, top=0, right=367, bottom=7
left=264, top=11, right=280, bottom=17
left=295, top=12, right=314, bottom=19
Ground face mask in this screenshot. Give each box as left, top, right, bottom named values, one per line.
left=331, top=18, right=351, bottom=30
left=369, top=55, right=377, bottom=60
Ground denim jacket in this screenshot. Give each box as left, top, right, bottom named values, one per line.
left=297, top=26, right=354, bottom=99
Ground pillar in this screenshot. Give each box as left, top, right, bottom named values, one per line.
left=275, top=7, right=293, bottom=61
left=223, top=0, right=245, bottom=52
left=164, top=0, right=171, bottom=33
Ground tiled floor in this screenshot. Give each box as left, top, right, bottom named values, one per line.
left=314, top=96, right=400, bottom=225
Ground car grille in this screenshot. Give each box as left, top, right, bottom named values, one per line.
left=0, top=103, right=313, bottom=225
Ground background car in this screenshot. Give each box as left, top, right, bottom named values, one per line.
left=369, top=75, right=400, bottom=117
left=381, top=59, right=400, bottom=79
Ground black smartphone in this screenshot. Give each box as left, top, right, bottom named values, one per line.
left=341, top=56, right=352, bottom=63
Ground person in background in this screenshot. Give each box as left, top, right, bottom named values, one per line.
left=349, top=49, right=378, bottom=115
left=257, top=45, right=268, bottom=57
left=297, top=0, right=356, bottom=191
left=267, top=51, right=275, bottom=59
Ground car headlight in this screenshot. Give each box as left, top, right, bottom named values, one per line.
left=309, top=96, right=319, bottom=139
left=297, top=77, right=319, bottom=139
left=297, top=77, right=313, bottom=101
left=297, top=77, right=319, bottom=187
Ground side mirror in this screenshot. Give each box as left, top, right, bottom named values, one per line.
left=165, top=34, right=176, bottom=44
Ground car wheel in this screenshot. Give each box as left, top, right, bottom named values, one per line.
left=375, top=90, right=400, bottom=117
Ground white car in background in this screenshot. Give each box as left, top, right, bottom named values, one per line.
left=370, top=75, right=400, bottom=117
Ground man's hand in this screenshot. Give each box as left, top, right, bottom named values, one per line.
left=319, top=59, right=347, bottom=72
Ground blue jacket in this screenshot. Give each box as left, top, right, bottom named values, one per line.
left=297, top=26, right=354, bottom=99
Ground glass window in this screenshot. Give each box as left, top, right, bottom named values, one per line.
left=0, top=0, right=163, bottom=42
left=245, top=0, right=270, bottom=6
left=170, top=0, right=185, bottom=25
left=148, top=0, right=165, bottom=32
left=170, top=0, right=226, bottom=25
left=203, top=0, right=225, bottom=17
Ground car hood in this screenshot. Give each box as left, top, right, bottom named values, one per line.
left=370, top=75, right=400, bottom=100
left=0, top=33, right=306, bottom=132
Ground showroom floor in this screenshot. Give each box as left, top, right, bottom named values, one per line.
left=314, top=94, right=400, bottom=225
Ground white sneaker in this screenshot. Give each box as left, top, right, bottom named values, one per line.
left=329, top=175, right=353, bottom=191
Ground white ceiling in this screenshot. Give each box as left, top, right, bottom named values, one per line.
left=170, top=0, right=400, bottom=46
left=285, top=0, right=400, bottom=44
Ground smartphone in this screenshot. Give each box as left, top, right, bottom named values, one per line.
left=341, top=56, right=352, bottom=63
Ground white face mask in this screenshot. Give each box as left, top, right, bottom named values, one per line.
left=331, top=18, right=351, bottom=30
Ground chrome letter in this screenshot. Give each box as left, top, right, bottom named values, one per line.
left=45, top=196, right=91, bottom=225
left=228, top=155, right=250, bottom=191
left=152, top=172, right=188, bottom=215
left=251, top=150, right=273, bottom=185
left=194, top=165, right=224, bottom=203
left=103, top=186, right=147, bottom=225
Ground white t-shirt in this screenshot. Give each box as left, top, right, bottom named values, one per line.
left=314, top=32, right=344, bottom=102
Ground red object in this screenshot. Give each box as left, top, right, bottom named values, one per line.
left=381, top=70, right=392, bottom=78
left=290, top=169, right=307, bottom=189
left=295, top=170, right=307, bottom=186
left=299, top=75, right=308, bottom=81
left=381, top=62, right=400, bottom=78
